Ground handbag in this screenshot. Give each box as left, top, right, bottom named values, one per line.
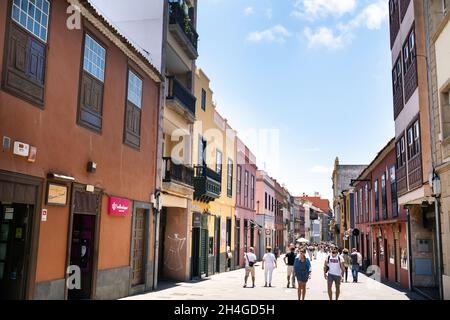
left=246, top=254, right=255, bottom=267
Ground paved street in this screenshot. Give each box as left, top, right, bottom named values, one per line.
left=123, top=253, right=423, bottom=300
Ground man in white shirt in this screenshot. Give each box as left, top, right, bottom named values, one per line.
left=262, top=247, right=277, bottom=287
left=243, top=247, right=257, bottom=288
left=323, top=246, right=345, bottom=300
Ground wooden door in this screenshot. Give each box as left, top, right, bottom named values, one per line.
left=132, top=209, right=146, bottom=286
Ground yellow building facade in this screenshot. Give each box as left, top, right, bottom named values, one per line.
left=191, top=69, right=237, bottom=275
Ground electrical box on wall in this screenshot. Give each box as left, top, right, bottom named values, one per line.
left=13, top=141, right=30, bottom=157
left=2, top=136, right=11, bottom=150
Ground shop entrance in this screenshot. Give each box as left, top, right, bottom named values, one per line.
left=68, top=187, right=101, bottom=300
left=0, top=203, right=33, bottom=300
left=0, top=173, right=41, bottom=300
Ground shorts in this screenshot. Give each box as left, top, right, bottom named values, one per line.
left=287, top=266, right=294, bottom=276
left=245, top=267, right=255, bottom=277
left=327, top=274, right=342, bottom=286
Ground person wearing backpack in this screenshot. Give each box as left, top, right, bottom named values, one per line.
left=324, top=246, right=345, bottom=300
left=350, top=248, right=363, bottom=283
left=284, top=245, right=297, bottom=288
left=243, top=247, right=257, bottom=288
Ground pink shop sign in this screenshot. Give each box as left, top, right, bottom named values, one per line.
left=108, top=197, right=130, bottom=216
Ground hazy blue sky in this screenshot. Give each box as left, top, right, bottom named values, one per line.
left=195, top=0, right=394, bottom=201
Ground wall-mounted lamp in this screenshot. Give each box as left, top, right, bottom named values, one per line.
left=87, top=161, right=97, bottom=173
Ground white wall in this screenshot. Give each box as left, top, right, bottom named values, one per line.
left=88, top=0, right=164, bottom=72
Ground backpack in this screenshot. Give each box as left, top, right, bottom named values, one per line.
left=325, top=255, right=343, bottom=273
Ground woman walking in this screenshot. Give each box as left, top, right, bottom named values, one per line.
left=341, top=249, right=351, bottom=282
left=294, top=249, right=311, bottom=300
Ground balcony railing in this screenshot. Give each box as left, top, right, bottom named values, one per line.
left=393, top=82, right=404, bottom=119
left=163, top=157, right=194, bottom=187
left=404, top=61, right=418, bottom=103
left=167, top=76, right=196, bottom=116
left=168, top=1, right=199, bottom=50
left=193, top=165, right=221, bottom=203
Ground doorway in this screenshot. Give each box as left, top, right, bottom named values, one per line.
left=158, top=208, right=167, bottom=280
left=0, top=203, right=33, bottom=300
left=384, top=239, right=389, bottom=280
left=131, top=208, right=148, bottom=286
left=394, top=238, right=400, bottom=283
left=68, top=187, right=101, bottom=300
left=215, top=216, right=220, bottom=273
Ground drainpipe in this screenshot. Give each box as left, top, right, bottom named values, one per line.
left=153, top=190, right=161, bottom=290
left=434, top=195, right=443, bottom=300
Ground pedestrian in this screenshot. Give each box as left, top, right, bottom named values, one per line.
left=226, top=246, right=232, bottom=271
left=284, top=245, right=296, bottom=288
left=324, top=246, right=345, bottom=300
left=262, top=247, right=277, bottom=287
left=243, top=247, right=257, bottom=288
left=294, top=248, right=311, bottom=300
left=341, top=249, right=351, bottom=282
left=350, top=248, right=363, bottom=283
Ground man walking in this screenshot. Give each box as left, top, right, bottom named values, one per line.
left=262, top=247, right=277, bottom=287
left=284, top=245, right=296, bottom=288
left=350, top=248, right=362, bottom=283
left=243, top=247, right=257, bottom=288
left=324, top=246, right=345, bottom=300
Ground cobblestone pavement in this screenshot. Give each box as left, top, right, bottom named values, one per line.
left=123, top=252, right=424, bottom=300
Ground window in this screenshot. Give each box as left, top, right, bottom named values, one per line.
left=251, top=175, right=255, bottom=209
left=382, top=174, right=387, bottom=220
left=216, top=150, right=222, bottom=176
left=393, top=57, right=402, bottom=94
left=407, top=120, right=421, bottom=159
left=124, top=70, right=143, bottom=148
left=127, top=71, right=143, bottom=109
left=12, top=0, right=50, bottom=42
left=83, top=34, right=106, bottom=82
left=355, top=191, right=358, bottom=223
left=403, top=28, right=416, bottom=73
left=359, top=189, right=363, bottom=224
left=201, top=89, right=206, bottom=111
left=396, top=135, right=407, bottom=168
left=390, top=167, right=398, bottom=217
left=198, top=136, right=206, bottom=166
left=78, top=34, right=106, bottom=132
left=365, top=184, right=369, bottom=222
left=374, top=179, right=379, bottom=221
left=244, top=171, right=249, bottom=207
left=265, top=192, right=267, bottom=210
left=227, top=159, right=233, bottom=198
left=414, top=120, right=420, bottom=155
left=4, top=0, right=50, bottom=106
left=237, top=165, right=242, bottom=205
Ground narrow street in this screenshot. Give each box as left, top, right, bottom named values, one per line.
left=123, top=253, right=423, bottom=300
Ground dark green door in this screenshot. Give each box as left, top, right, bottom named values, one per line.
left=0, top=203, right=33, bottom=300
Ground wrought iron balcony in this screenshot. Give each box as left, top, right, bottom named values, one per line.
left=193, top=165, right=221, bottom=203
left=163, top=157, right=194, bottom=187
left=168, top=1, right=199, bottom=58
left=166, top=76, right=196, bottom=118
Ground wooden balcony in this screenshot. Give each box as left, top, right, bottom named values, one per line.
left=389, top=4, right=400, bottom=48
left=408, top=153, right=423, bottom=190
left=397, top=165, right=408, bottom=196
left=193, top=166, right=221, bottom=203
left=404, top=61, right=418, bottom=104
left=163, top=157, right=194, bottom=187
left=393, top=82, right=404, bottom=119
left=400, top=0, right=411, bottom=22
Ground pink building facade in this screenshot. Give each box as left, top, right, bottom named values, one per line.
left=235, top=138, right=258, bottom=267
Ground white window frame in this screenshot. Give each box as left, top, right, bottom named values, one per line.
left=127, top=70, right=143, bottom=109
left=83, top=34, right=106, bottom=82
left=12, top=0, right=50, bottom=43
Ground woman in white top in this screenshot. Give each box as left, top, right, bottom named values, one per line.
left=262, top=247, right=277, bottom=287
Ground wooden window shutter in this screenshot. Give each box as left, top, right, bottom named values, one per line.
left=124, top=101, right=141, bottom=149
left=78, top=72, right=104, bottom=132
left=27, top=38, right=46, bottom=85
left=4, top=23, right=46, bottom=106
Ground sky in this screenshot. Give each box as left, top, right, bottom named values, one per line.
left=195, top=0, right=395, bottom=202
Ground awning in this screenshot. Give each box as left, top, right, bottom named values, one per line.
left=161, top=193, right=187, bottom=209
